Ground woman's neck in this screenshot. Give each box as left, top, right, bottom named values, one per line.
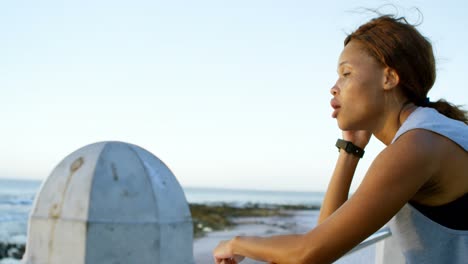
left=373, top=102, right=417, bottom=146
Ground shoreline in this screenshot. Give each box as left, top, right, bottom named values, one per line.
left=190, top=202, right=319, bottom=238
left=194, top=209, right=319, bottom=263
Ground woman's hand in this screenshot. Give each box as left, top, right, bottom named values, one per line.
left=342, top=130, right=372, bottom=149
left=213, top=239, right=245, bottom=264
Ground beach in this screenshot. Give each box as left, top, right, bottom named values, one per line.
left=193, top=209, right=376, bottom=264
left=0, top=179, right=377, bottom=263
left=0, top=205, right=376, bottom=264
left=0, top=203, right=319, bottom=264
left=194, top=209, right=317, bottom=263
left=0, top=179, right=327, bottom=263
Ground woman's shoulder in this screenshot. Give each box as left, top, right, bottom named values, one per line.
left=371, top=129, right=446, bottom=190
left=388, top=128, right=458, bottom=163
left=392, top=107, right=468, bottom=151
left=386, top=128, right=468, bottom=205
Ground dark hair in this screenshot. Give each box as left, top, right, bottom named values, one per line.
left=344, top=15, right=467, bottom=124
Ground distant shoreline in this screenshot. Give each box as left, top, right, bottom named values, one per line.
left=190, top=202, right=320, bottom=238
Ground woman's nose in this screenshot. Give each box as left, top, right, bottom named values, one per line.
left=330, top=84, right=339, bottom=96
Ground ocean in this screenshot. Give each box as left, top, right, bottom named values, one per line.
left=0, top=178, right=324, bottom=243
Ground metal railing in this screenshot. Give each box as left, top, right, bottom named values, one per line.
left=347, top=228, right=392, bottom=255
left=338, top=227, right=405, bottom=264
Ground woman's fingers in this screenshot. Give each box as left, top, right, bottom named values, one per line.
left=219, top=258, right=236, bottom=264
left=213, top=240, right=235, bottom=260
left=213, top=239, right=244, bottom=263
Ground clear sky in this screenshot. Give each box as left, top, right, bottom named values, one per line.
left=1, top=0, right=466, bottom=191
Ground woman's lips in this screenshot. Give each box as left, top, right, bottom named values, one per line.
left=330, top=99, right=341, bottom=118
left=332, top=108, right=340, bottom=118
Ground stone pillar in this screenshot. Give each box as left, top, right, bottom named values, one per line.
left=22, top=142, right=194, bottom=264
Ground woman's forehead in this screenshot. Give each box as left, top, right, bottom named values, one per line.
left=338, top=41, right=378, bottom=68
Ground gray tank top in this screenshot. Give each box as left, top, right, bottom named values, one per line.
left=389, top=107, right=468, bottom=263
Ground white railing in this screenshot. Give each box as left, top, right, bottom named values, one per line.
left=337, top=227, right=405, bottom=264
left=347, top=228, right=392, bottom=255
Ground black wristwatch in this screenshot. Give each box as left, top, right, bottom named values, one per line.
left=335, top=139, right=365, bottom=158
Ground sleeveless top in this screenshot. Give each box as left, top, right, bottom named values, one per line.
left=389, top=107, right=468, bottom=264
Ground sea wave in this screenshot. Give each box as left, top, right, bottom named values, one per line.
left=0, top=258, right=21, bottom=264
left=0, top=199, right=33, bottom=206
left=0, top=214, right=28, bottom=223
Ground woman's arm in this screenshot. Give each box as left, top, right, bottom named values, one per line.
left=213, top=130, right=437, bottom=264
left=318, top=130, right=371, bottom=224
left=215, top=234, right=308, bottom=264
left=302, top=130, right=436, bottom=263
left=317, top=151, right=360, bottom=224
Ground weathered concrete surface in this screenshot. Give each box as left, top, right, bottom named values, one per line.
left=22, top=142, right=194, bottom=264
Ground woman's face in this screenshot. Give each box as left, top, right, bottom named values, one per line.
left=330, top=40, right=387, bottom=131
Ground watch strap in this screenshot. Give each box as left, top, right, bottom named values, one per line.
left=335, top=139, right=365, bottom=158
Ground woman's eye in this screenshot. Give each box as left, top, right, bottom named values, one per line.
left=343, top=72, right=350, bottom=77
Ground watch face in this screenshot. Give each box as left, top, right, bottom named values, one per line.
left=336, top=139, right=347, bottom=150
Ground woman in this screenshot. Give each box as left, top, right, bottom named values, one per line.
left=213, top=14, right=468, bottom=264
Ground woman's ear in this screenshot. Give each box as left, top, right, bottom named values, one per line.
left=383, top=68, right=400, bottom=91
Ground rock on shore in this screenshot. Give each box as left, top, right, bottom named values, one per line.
left=0, top=242, right=24, bottom=260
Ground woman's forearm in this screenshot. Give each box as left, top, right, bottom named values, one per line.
left=229, top=233, right=312, bottom=264
left=318, top=151, right=360, bottom=224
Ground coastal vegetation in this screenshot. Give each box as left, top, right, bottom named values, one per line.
left=190, top=203, right=319, bottom=238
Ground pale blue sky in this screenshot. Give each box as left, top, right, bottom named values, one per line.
left=1, top=0, right=466, bottom=191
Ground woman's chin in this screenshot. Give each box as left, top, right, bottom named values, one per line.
left=336, top=119, right=348, bottom=130
left=336, top=119, right=359, bottom=131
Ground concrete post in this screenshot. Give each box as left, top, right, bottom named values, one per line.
left=22, top=141, right=194, bottom=264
